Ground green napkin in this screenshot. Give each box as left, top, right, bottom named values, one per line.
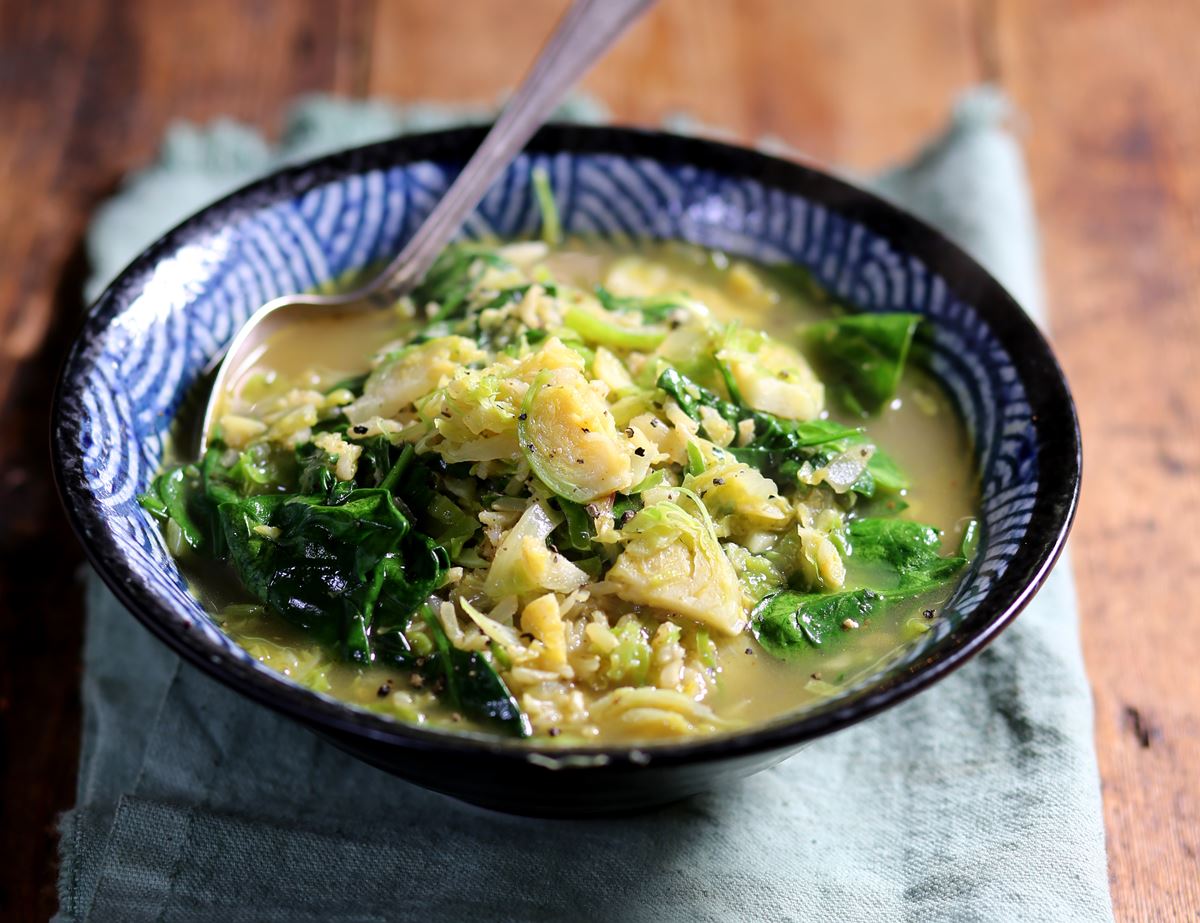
left=58, top=91, right=1113, bottom=922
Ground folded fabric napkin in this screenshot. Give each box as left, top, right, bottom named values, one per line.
left=57, top=90, right=1113, bottom=922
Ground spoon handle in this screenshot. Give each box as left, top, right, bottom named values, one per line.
left=376, top=0, right=656, bottom=297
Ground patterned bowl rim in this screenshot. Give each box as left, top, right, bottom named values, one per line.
left=52, top=123, right=1081, bottom=768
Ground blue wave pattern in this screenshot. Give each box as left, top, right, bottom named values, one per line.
left=76, top=151, right=1036, bottom=665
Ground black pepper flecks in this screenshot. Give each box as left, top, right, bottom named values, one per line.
left=377, top=683, right=392, bottom=697
left=634, top=447, right=646, bottom=457
left=352, top=425, right=369, bottom=435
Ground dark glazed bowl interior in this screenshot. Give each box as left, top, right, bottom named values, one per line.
left=52, top=124, right=1080, bottom=815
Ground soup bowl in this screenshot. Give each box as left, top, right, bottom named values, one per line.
left=52, top=125, right=1080, bottom=816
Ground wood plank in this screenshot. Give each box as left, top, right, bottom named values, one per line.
left=5, top=0, right=1197, bottom=917
left=0, top=5, right=107, bottom=916
left=992, top=1, right=1200, bottom=919
left=0, top=2, right=367, bottom=919
left=368, top=0, right=979, bottom=168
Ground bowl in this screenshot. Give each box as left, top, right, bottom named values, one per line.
left=52, top=124, right=1080, bottom=816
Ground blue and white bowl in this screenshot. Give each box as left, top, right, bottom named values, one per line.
left=52, top=125, right=1080, bottom=815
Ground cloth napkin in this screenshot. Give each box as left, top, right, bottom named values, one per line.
left=57, top=90, right=1113, bottom=922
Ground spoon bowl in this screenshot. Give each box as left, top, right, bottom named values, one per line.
left=52, top=123, right=1080, bottom=815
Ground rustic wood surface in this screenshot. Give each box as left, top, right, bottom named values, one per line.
left=1, top=1, right=1195, bottom=918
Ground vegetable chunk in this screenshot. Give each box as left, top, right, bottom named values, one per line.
left=608, top=497, right=745, bottom=635
left=141, top=232, right=976, bottom=745
left=346, top=336, right=485, bottom=423
left=520, top=368, right=635, bottom=502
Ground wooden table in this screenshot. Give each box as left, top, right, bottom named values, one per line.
left=1, top=2, right=1195, bottom=918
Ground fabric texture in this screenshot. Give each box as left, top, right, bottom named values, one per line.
left=57, top=90, right=1113, bottom=922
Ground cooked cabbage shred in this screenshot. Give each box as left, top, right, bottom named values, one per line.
left=141, top=234, right=969, bottom=744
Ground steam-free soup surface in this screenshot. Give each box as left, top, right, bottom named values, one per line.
left=148, top=238, right=977, bottom=744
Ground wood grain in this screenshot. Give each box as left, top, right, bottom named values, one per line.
left=369, top=0, right=979, bottom=168
left=0, top=1, right=1195, bottom=919
left=993, top=1, right=1200, bottom=917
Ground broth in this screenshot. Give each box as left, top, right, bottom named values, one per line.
left=161, top=239, right=978, bottom=743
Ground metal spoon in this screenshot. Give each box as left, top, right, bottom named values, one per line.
left=199, top=0, right=655, bottom=453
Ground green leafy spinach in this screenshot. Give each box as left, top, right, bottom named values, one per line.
left=751, top=516, right=967, bottom=658
left=805, top=313, right=921, bottom=416
left=656, top=367, right=905, bottom=493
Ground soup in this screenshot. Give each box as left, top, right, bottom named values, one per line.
left=142, top=229, right=977, bottom=744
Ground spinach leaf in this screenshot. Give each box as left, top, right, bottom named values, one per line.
left=443, top=645, right=531, bottom=736
left=145, top=436, right=527, bottom=733
left=295, top=443, right=352, bottom=504
left=216, top=494, right=287, bottom=601
left=382, top=446, right=479, bottom=557
left=138, top=466, right=206, bottom=551
left=752, top=588, right=886, bottom=655
left=844, top=517, right=966, bottom=595
left=864, top=447, right=909, bottom=494
left=658, top=368, right=911, bottom=495
left=353, top=435, right=399, bottom=489
left=411, top=244, right=506, bottom=317
left=658, top=368, right=899, bottom=488
left=556, top=499, right=596, bottom=552
left=160, top=468, right=203, bottom=537
left=612, top=492, right=644, bottom=527
left=408, top=244, right=509, bottom=342
left=217, top=488, right=442, bottom=664
left=378, top=607, right=530, bottom=737
left=806, top=313, right=921, bottom=416
left=790, top=442, right=909, bottom=499
left=371, top=534, right=448, bottom=636
left=751, top=516, right=966, bottom=659
left=657, top=368, right=857, bottom=449
left=136, top=448, right=272, bottom=558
